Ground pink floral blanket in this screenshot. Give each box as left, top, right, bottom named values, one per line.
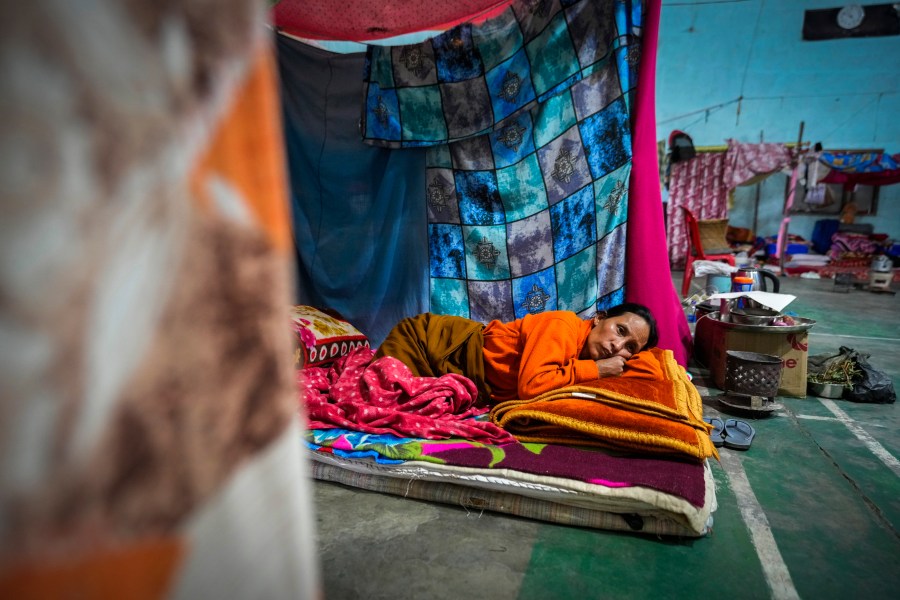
left=298, top=347, right=514, bottom=443
left=827, top=232, right=878, bottom=260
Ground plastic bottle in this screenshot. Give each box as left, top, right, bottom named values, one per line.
left=732, top=276, right=753, bottom=309
left=731, top=276, right=754, bottom=293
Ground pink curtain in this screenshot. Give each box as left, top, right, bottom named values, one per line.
left=626, top=0, right=692, bottom=366
left=723, top=140, right=794, bottom=264
left=273, top=0, right=513, bottom=41
left=665, top=152, right=729, bottom=270
left=723, top=139, right=792, bottom=190
left=667, top=140, right=793, bottom=270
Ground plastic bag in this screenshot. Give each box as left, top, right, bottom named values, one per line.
left=808, top=346, right=896, bottom=404
left=691, top=260, right=738, bottom=277
left=845, top=352, right=896, bottom=404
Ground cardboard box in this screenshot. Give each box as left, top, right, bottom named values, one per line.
left=694, top=315, right=809, bottom=398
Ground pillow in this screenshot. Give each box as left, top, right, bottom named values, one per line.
left=290, top=305, right=369, bottom=368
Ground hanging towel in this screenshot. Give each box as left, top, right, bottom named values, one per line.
left=723, top=139, right=793, bottom=190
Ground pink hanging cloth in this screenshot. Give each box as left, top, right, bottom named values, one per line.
left=272, top=0, right=513, bottom=42
left=665, top=152, right=730, bottom=270
left=666, top=140, right=794, bottom=270
left=723, top=138, right=795, bottom=263
left=626, top=0, right=692, bottom=367
left=774, top=163, right=801, bottom=260
left=723, top=139, right=793, bottom=190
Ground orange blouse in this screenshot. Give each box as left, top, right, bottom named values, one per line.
left=482, top=311, right=598, bottom=402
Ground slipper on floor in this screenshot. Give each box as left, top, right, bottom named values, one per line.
left=723, top=419, right=755, bottom=451
left=703, top=417, right=725, bottom=447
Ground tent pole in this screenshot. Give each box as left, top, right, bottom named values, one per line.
left=751, top=130, right=763, bottom=243
left=752, top=181, right=761, bottom=243
left=778, top=121, right=805, bottom=275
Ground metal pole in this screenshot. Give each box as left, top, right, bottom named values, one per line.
left=751, top=131, right=763, bottom=245
left=778, top=121, right=805, bottom=275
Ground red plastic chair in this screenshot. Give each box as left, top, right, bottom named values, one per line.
left=681, top=206, right=736, bottom=297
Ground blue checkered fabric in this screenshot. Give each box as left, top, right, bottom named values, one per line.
left=363, top=0, right=643, bottom=322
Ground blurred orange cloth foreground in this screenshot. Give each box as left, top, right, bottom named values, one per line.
left=490, top=348, right=718, bottom=461
left=1, top=17, right=314, bottom=597
left=191, top=45, right=292, bottom=253
left=0, top=538, right=183, bottom=600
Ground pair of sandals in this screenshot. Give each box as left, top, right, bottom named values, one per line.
left=704, top=417, right=755, bottom=451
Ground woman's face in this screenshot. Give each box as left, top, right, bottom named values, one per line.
left=579, top=312, right=650, bottom=361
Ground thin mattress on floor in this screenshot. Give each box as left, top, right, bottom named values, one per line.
left=305, top=429, right=717, bottom=538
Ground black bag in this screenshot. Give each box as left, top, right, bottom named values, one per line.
left=809, top=346, right=896, bottom=404
left=845, top=352, right=896, bottom=404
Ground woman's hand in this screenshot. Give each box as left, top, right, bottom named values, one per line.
left=595, top=356, right=627, bottom=377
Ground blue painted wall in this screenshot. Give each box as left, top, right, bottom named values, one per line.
left=656, top=0, right=900, bottom=243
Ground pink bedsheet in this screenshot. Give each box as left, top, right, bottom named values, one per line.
left=298, top=347, right=515, bottom=443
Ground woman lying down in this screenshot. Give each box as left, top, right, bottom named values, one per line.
left=302, top=304, right=716, bottom=458
left=375, top=303, right=659, bottom=407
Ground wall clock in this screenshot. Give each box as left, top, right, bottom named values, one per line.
left=836, top=4, right=865, bottom=29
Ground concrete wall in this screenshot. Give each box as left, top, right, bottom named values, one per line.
left=656, top=0, right=900, bottom=243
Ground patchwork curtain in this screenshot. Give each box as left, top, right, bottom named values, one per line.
left=277, top=0, right=693, bottom=364
left=362, top=0, right=643, bottom=322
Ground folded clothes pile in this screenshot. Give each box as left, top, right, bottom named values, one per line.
left=490, top=348, right=718, bottom=461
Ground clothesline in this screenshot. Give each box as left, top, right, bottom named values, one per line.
left=657, top=90, right=893, bottom=126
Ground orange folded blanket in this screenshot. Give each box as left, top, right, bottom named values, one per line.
left=489, top=348, right=718, bottom=461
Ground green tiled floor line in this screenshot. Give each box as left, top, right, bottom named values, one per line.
left=520, top=471, right=769, bottom=599
left=736, top=402, right=900, bottom=599
left=787, top=282, right=900, bottom=339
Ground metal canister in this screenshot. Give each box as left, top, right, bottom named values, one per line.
left=871, top=255, right=892, bottom=273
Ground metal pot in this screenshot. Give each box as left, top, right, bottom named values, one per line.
left=729, top=307, right=780, bottom=326
left=695, top=300, right=720, bottom=319
left=731, top=268, right=780, bottom=293
left=871, top=255, right=892, bottom=273
left=808, top=381, right=848, bottom=399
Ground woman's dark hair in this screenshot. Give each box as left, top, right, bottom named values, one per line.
left=601, top=302, right=659, bottom=350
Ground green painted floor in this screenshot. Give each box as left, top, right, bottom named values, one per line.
left=310, top=272, right=900, bottom=599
